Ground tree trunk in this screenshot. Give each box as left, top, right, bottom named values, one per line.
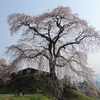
left=49, top=60, right=56, bottom=80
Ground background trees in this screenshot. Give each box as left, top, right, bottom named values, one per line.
left=3, top=6, right=100, bottom=98
left=0, top=57, right=18, bottom=82
left=0, top=57, right=8, bottom=68
left=0, top=57, right=8, bottom=87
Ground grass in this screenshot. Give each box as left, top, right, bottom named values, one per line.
left=0, top=93, right=57, bottom=100
left=0, top=93, right=99, bottom=100
left=73, top=90, right=92, bottom=100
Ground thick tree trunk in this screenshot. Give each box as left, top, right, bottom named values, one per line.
left=49, top=60, right=56, bottom=80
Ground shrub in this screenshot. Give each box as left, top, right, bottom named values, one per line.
left=14, top=94, right=20, bottom=97
left=71, top=86, right=78, bottom=90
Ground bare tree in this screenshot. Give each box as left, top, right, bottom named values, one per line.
left=5, top=6, right=100, bottom=98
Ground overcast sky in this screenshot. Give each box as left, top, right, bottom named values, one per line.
left=0, top=0, right=100, bottom=75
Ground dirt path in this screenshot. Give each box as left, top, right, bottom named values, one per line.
left=0, top=94, right=14, bottom=97
left=0, top=94, right=33, bottom=97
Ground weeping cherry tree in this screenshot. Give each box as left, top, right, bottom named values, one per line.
left=5, top=6, right=100, bottom=98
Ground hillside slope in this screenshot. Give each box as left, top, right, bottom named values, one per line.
left=0, top=74, right=94, bottom=100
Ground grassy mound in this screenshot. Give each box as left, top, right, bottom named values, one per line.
left=0, top=74, right=53, bottom=95
left=0, top=74, right=97, bottom=100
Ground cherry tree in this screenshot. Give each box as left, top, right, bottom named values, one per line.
left=0, top=57, right=18, bottom=81
left=5, top=6, right=100, bottom=98
left=0, top=57, right=8, bottom=68
left=0, top=57, right=8, bottom=86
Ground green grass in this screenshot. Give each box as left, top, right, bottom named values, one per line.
left=0, top=93, right=57, bottom=100
left=73, top=90, right=100, bottom=100
left=73, top=90, right=92, bottom=100
left=0, top=93, right=99, bottom=100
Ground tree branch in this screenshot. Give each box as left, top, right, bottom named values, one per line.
left=56, top=34, right=87, bottom=56
left=21, top=22, right=51, bottom=42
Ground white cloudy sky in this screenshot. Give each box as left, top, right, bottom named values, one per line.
left=0, top=0, right=100, bottom=75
